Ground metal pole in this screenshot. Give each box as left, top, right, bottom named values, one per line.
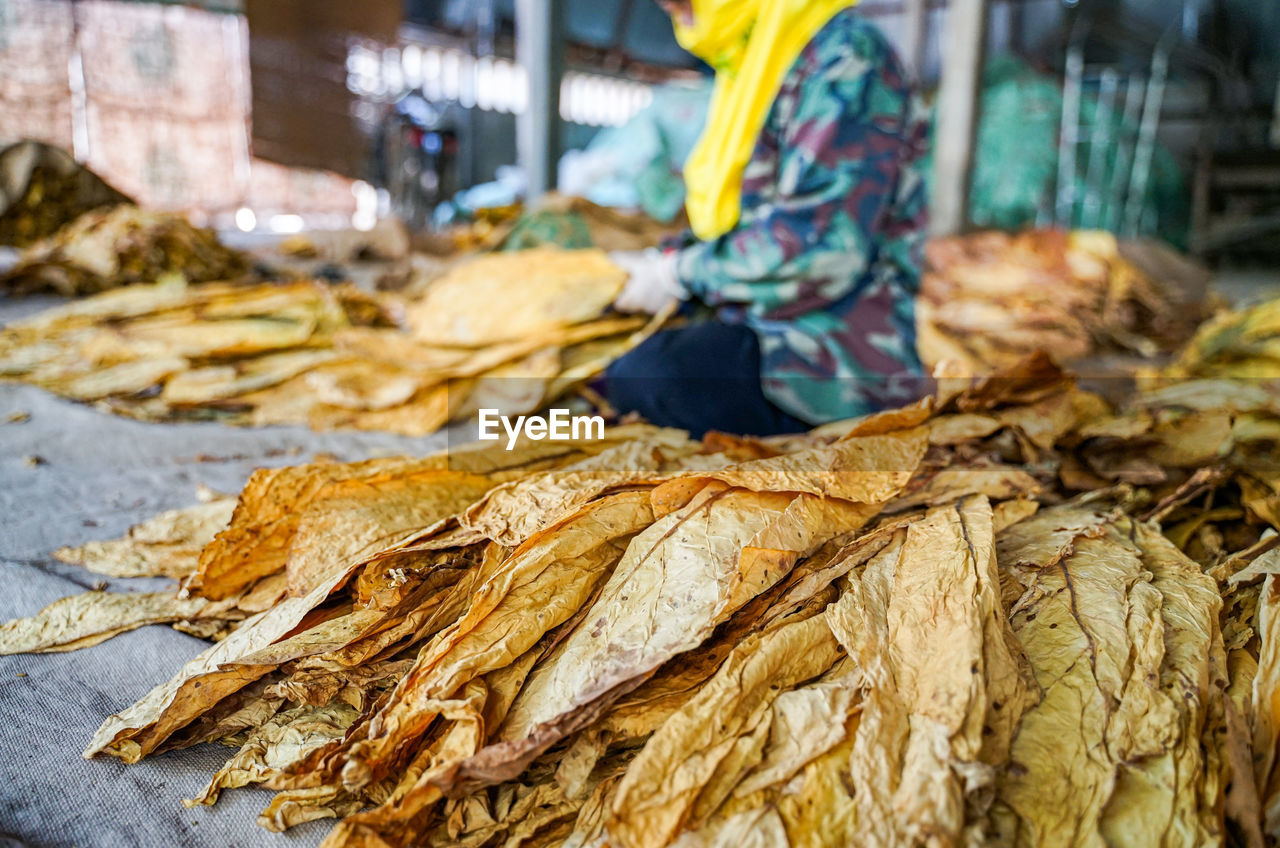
left=1124, top=31, right=1173, bottom=237
left=1271, top=69, right=1280, bottom=149
left=1007, top=0, right=1024, bottom=55
left=1081, top=68, right=1118, bottom=230
left=1103, top=72, right=1145, bottom=233
left=516, top=0, right=564, bottom=200
left=930, top=0, right=989, bottom=236
left=903, top=0, right=929, bottom=85
left=1055, top=28, right=1085, bottom=228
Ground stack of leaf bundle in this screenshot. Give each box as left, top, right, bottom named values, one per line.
left=1, top=204, right=249, bottom=296
left=1165, top=295, right=1280, bottom=381
left=8, top=353, right=1280, bottom=846
left=917, top=229, right=1205, bottom=372
left=0, top=140, right=132, bottom=248
left=0, top=247, right=656, bottom=436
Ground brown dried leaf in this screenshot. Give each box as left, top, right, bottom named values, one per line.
left=189, top=456, right=486, bottom=600
left=85, top=563, right=383, bottom=762
left=285, top=470, right=495, bottom=597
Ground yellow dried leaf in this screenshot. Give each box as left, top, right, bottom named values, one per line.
left=460, top=438, right=695, bottom=547
left=888, top=465, right=1043, bottom=513
left=320, top=492, right=655, bottom=793
left=0, top=590, right=236, bottom=655
left=187, top=700, right=360, bottom=806
left=1254, top=575, right=1280, bottom=838
left=497, top=488, right=805, bottom=746
left=606, top=612, right=844, bottom=848
left=54, top=497, right=236, bottom=578
left=928, top=413, right=1003, bottom=445
left=49, top=355, right=189, bottom=400
left=285, top=470, right=495, bottom=597
left=307, top=381, right=456, bottom=437
left=407, top=248, right=625, bottom=347
left=304, top=360, right=429, bottom=411
left=991, top=508, right=1222, bottom=846
left=188, top=455, right=476, bottom=600
left=85, top=562, right=385, bottom=762
left=162, top=350, right=341, bottom=405
left=829, top=496, right=1034, bottom=846
left=649, top=427, right=927, bottom=515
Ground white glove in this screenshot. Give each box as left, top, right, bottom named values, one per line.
left=609, top=248, right=686, bottom=314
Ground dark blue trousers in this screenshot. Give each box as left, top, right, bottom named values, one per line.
left=604, top=321, right=810, bottom=438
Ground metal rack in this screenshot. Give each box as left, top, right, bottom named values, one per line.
left=1049, top=15, right=1177, bottom=238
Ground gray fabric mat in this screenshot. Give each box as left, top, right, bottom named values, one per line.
left=0, top=364, right=453, bottom=846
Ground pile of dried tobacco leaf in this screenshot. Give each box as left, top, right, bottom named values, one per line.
left=0, top=140, right=132, bottom=248
left=0, top=247, right=660, bottom=436
left=5, top=352, right=1279, bottom=847
left=1166, top=295, right=1280, bottom=382
left=1, top=204, right=248, bottom=295
left=917, top=229, right=1204, bottom=371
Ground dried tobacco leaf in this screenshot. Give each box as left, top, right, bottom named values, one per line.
left=0, top=140, right=132, bottom=248
left=0, top=590, right=238, bottom=655
left=450, top=483, right=906, bottom=802
left=606, top=611, right=844, bottom=848
left=918, top=229, right=1201, bottom=372
left=407, top=248, right=625, bottom=347
left=54, top=497, right=236, bottom=578
left=2, top=205, right=246, bottom=295
left=188, top=456, right=492, bottom=600
left=494, top=489, right=829, bottom=752
left=460, top=438, right=699, bottom=547
left=85, top=561, right=388, bottom=763
left=18, top=350, right=1280, bottom=848
left=829, top=496, right=1034, bottom=846
left=991, top=507, right=1225, bottom=847
left=187, top=700, right=361, bottom=807
left=1254, top=575, right=1280, bottom=839
left=648, top=427, right=928, bottom=516
left=162, top=350, right=342, bottom=405
left=314, top=492, right=656, bottom=796
left=0, top=246, right=655, bottom=437
left=284, top=470, right=496, bottom=597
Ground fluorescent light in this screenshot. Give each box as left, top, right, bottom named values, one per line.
left=234, top=207, right=257, bottom=232
left=269, top=214, right=305, bottom=234
left=351, top=181, right=378, bottom=232
left=358, top=43, right=654, bottom=127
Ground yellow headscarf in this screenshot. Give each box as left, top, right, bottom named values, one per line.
left=675, top=0, right=857, bottom=240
